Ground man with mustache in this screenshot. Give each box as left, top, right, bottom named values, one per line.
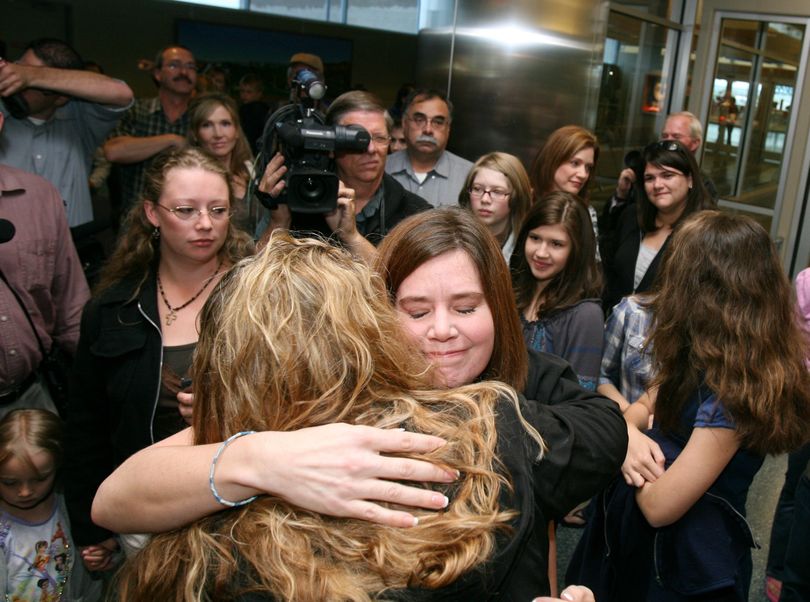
left=260, top=91, right=432, bottom=261
left=0, top=38, right=133, bottom=227
left=385, top=89, right=472, bottom=208
left=104, top=46, right=197, bottom=215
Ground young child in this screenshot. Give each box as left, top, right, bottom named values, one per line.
left=0, top=409, right=102, bottom=601
left=511, top=191, right=604, bottom=391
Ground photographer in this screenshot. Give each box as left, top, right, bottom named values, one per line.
left=257, top=91, right=432, bottom=262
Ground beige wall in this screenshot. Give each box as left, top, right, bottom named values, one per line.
left=0, top=0, right=417, bottom=104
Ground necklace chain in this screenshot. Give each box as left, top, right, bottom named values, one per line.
left=157, top=260, right=224, bottom=326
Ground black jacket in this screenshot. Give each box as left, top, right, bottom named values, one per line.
left=601, top=205, right=670, bottom=313
left=64, top=271, right=163, bottom=545
left=237, top=352, right=627, bottom=601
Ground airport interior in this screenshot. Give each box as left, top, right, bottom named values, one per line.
left=3, top=1, right=810, bottom=600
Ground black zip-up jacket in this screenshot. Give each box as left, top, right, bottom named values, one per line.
left=64, top=270, right=163, bottom=546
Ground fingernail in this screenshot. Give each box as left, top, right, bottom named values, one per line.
left=396, top=427, right=406, bottom=431
left=412, top=516, right=419, bottom=527
left=561, top=593, right=575, bottom=601
left=433, top=493, right=449, bottom=508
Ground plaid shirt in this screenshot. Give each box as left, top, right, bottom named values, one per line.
left=109, top=97, right=189, bottom=210
left=599, top=295, right=653, bottom=404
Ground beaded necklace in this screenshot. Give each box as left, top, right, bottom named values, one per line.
left=157, top=259, right=224, bottom=326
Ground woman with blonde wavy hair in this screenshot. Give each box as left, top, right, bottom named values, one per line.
left=63, top=147, right=254, bottom=573
left=92, top=209, right=624, bottom=601
left=113, top=232, right=551, bottom=601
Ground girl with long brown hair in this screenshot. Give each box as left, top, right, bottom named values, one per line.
left=510, top=192, right=604, bottom=391
left=569, top=211, right=810, bottom=601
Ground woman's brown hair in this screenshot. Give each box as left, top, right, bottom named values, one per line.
left=649, top=211, right=810, bottom=453
left=375, top=207, right=528, bottom=391
left=187, top=93, right=253, bottom=188
left=530, top=125, right=599, bottom=201
left=511, top=191, right=603, bottom=319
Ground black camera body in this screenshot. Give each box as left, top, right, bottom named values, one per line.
left=255, top=106, right=370, bottom=214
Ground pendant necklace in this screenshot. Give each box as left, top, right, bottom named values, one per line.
left=157, top=259, right=224, bottom=326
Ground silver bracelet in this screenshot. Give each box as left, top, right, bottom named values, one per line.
left=209, top=430, right=259, bottom=508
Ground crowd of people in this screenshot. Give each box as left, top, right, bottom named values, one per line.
left=1, top=37, right=809, bottom=602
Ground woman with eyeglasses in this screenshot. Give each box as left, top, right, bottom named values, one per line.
left=458, top=152, right=533, bottom=263
left=602, top=140, right=714, bottom=313
left=187, top=93, right=260, bottom=236
left=62, top=147, right=254, bottom=572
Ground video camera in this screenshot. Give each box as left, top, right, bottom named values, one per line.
left=253, top=104, right=371, bottom=214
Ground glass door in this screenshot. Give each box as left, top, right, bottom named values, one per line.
left=701, top=16, right=806, bottom=234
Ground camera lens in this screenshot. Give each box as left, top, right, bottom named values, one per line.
left=298, top=176, right=326, bottom=202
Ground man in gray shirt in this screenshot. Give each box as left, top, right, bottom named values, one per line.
left=0, top=38, right=133, bottom=227
left=385, top=89, right=472, bottom=207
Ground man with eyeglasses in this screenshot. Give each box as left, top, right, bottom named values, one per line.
left=104, top=45, right=198, bottom=216
left=259, top=91, right=432, bottom=260
left=385, top=89, right=473, bottom=208
left=0, top=38, right=134, bottom=227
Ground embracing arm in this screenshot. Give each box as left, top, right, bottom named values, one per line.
left=92, top=423, right=457, bottom=534
left=521, top=359, right=627, bottom=519
left=635, top=426, right=739, bottom=527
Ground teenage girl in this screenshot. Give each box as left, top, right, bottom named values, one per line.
left=511, top=191, right=604, bottom=391
left=569, top=211, right=810, bottom=601
left=0, top=409, right=102, bottom=601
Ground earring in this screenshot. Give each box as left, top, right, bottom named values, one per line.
left=152, top=227, right=161, bottom=240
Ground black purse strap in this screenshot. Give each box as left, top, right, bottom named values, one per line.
left=0, top=268, right=50, bottom=358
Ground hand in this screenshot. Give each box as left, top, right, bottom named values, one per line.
left=166, top=134, right=187, bottom=151
left=258, top=152, right=287, bottom=198
left=245, top=423, right=457, bottom=528
left=79, top=537, right=119, bottom=572
left=615, top=167, right=636, bottom=199
left=177, top=391, right=193, bottom=425
left=0, top=60, right=30, bottom=97
left=268, top=204, right=292, bottom=230
left=534, top=585, right=595, bottom=602
left=622, top=423, right=665, bottom=487
left=323, top=181, right=359, bottom=242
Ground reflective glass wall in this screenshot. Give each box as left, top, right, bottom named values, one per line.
left=590, top=3, right=688, bottom=209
